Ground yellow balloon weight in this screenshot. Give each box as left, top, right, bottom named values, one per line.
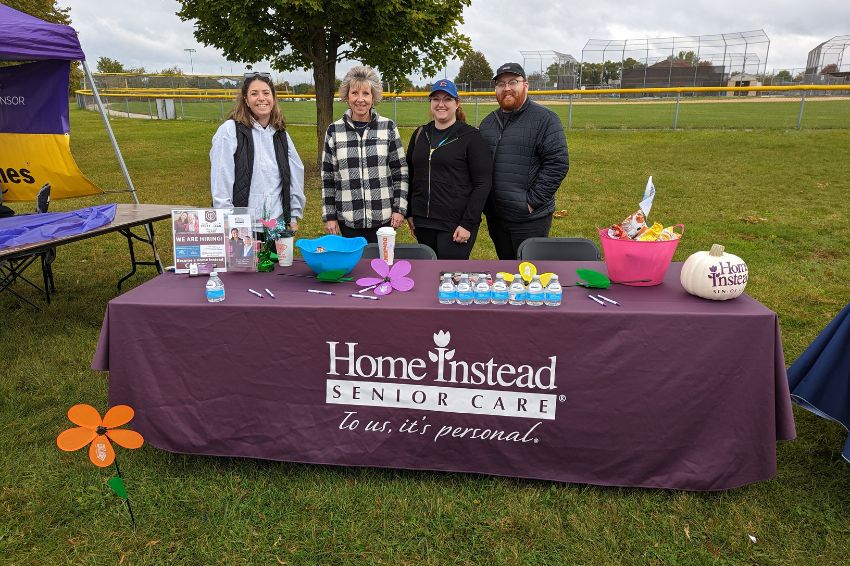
left=540, top=273, right=554, bottom=287
left=497, top=272, right=514, bottom=282
left=518, top=262, right=537, bottom=283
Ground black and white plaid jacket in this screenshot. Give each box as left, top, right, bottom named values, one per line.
left=322, top=109, right=408, bottom=228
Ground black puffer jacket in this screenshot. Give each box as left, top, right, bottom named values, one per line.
left=479, top=99, right=569, bottom=222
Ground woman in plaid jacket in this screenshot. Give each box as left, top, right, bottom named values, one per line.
left=321, top=66, right=409, bottom=243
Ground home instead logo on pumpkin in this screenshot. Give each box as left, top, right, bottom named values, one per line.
left=325, top=330, right=558, bottom=420
left=707, top=261, right=748, bottom=289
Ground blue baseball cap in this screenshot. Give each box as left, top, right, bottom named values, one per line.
left=430, top=79, right=459, bottom=99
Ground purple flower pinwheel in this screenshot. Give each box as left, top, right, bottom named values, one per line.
left=355, top=259, right=415, bottom=295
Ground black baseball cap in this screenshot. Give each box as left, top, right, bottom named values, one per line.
left=493, top=62, right=526, bottom=81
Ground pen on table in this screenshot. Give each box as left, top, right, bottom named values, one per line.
left=588, top=294, right=606, bottom=306
left=248, top=288, right=264, bottom=298
left=357, top=284, right=378, bottom=293
left=264, top=288, right=275, bottom=298
left=596, top=294, right=620, bottom=306
left=307, top=289, right=335, bottom=295
left=350, top=294, right=379, bottom=300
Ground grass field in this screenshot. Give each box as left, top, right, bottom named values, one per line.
left=2, top=106, right=850, bottom=564
left=101, top=95, right=850, bottom=130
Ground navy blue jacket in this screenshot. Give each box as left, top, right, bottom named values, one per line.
left=479, top=99, right=569, bottom=222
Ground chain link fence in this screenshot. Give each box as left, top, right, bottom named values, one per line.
left=75, top=82, right=850, bottom=130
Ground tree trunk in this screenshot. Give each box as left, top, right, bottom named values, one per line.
left=312, top=33, right=339, bottom=168
left=313, top=63, right=335, bottom=167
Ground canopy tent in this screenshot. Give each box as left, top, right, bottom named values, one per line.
left=0, top=2, right=138, bottom=203
left=0, top=4, right=85, bottom=60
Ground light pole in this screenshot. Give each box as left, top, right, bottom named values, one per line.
left=184, top=48, right=196, bottom=74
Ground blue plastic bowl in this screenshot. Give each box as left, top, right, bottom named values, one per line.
left=296, top=235, right=368, bottom=275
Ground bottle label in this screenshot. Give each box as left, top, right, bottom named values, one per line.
left=492, top=290, right=509, bottom=302
left=438, top=291, right=456, bottom=302
left=545, top=291, right=562, bottom=302
left=474, top=290, right=490, bottom=301
left=206, top=288, right=225, bottom=301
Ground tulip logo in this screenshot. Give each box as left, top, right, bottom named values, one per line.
left=429, top=330, right=455, bottom=381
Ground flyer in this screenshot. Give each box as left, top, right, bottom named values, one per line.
left=172, top=208, right=249, bottom=273
left=224, top=210, right=258, bottom=272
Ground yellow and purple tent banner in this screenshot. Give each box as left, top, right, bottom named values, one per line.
left=0, top=59, right=101, bottom=202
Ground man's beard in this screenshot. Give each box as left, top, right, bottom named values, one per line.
left=496, top=89, right=526, bottom=111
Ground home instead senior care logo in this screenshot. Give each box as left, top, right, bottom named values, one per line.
left=325, top=330, right=559, bottom=420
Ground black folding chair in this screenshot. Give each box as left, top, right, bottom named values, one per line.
left=0, top=184, right=55, bottom=307
left=363, top=242, right=437, bottom=260
left=517, top=237, right=600, bottom=261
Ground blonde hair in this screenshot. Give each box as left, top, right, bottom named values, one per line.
left=228, top=74, right=286, bottom=130
left=339, top=66, right=383, bottom=105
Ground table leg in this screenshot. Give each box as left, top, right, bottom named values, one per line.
left=117, top=222, right=163, bottom=290
left=41, top=248, right=56, bottom=304
left=0, top=255, right=45, bottom=309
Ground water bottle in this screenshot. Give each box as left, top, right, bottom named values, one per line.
left=490, top=273, right=509, bottom=305
left=438, top=274, right=457, bottom=304
left=205, top=270, right=225, bottom=303
left=473, top=274, right=491, bottom=304
left=544, top=274, right=563, bottom=307
left=527, top=274, right=544, bottom=306
left=508, top=274, right=526, bottom=306
left=456, top=274, right=473, bottom=305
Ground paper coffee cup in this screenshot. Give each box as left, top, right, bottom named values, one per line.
left=275, top=237, right=294, bottom=266
left=376, top=227, right=396, bottom=265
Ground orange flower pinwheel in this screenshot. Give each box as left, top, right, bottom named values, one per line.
left=57, top=404, right=144, bottom=467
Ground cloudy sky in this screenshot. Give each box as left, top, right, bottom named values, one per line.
left=63, top=0, right=848, bottom=83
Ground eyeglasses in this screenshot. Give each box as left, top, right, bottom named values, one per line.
left=495, top=78, right=525, bottom=89
left=429, top=96, right=456, bottom=104
left=243, top=71, right=271, bottom=79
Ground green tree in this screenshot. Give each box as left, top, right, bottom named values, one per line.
left=527, top=71, right=545, bottom=88
left=580, top=62, right=602, bottom=86
left=546, top=61, right=580, bottom=88
left=676, top=51, right=700, bottom=66
left=159, top=65, right=184, bottom=75
left=454, top=50, right=492, bottom=89
left=5, top=0, right=69, bottom=24
left=386, top=76, right=413, bottom=93
left=775, top=69, right=793, bottom=83
left=96, top=57, right=126, bottom=73
left=546, top=62, right=559, bottom=83
left=293, top=83, right=315, bottom=95
left=177, top=0, right=471, bottom=159
left=623, top=57, right=644, bottom=70
left=602, top=60, right=621, bottom=83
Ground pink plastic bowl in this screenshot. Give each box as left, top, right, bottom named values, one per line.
left=598, top=224, right=684, bottom=286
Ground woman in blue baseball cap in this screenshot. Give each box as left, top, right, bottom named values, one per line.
left=405, top=79, right=492, bottom=259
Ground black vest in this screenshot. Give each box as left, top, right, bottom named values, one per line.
left=232, top=121, right=292, bottom=223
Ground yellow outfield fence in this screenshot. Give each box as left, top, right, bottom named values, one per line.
left=75, top=84, right=850, bottom=100
left=74, top=84, right=850, bottom=130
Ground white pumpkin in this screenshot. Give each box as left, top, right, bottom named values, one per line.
left=680, top=244, right=748, bottom=300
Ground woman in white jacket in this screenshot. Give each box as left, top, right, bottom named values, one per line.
left=210, top=72, right=305, bottom=232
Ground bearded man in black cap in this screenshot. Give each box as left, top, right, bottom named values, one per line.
left=479, top=62, right=569, bottom=259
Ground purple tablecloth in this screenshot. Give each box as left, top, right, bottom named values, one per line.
left=93, top=260, right=796, bottom=490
